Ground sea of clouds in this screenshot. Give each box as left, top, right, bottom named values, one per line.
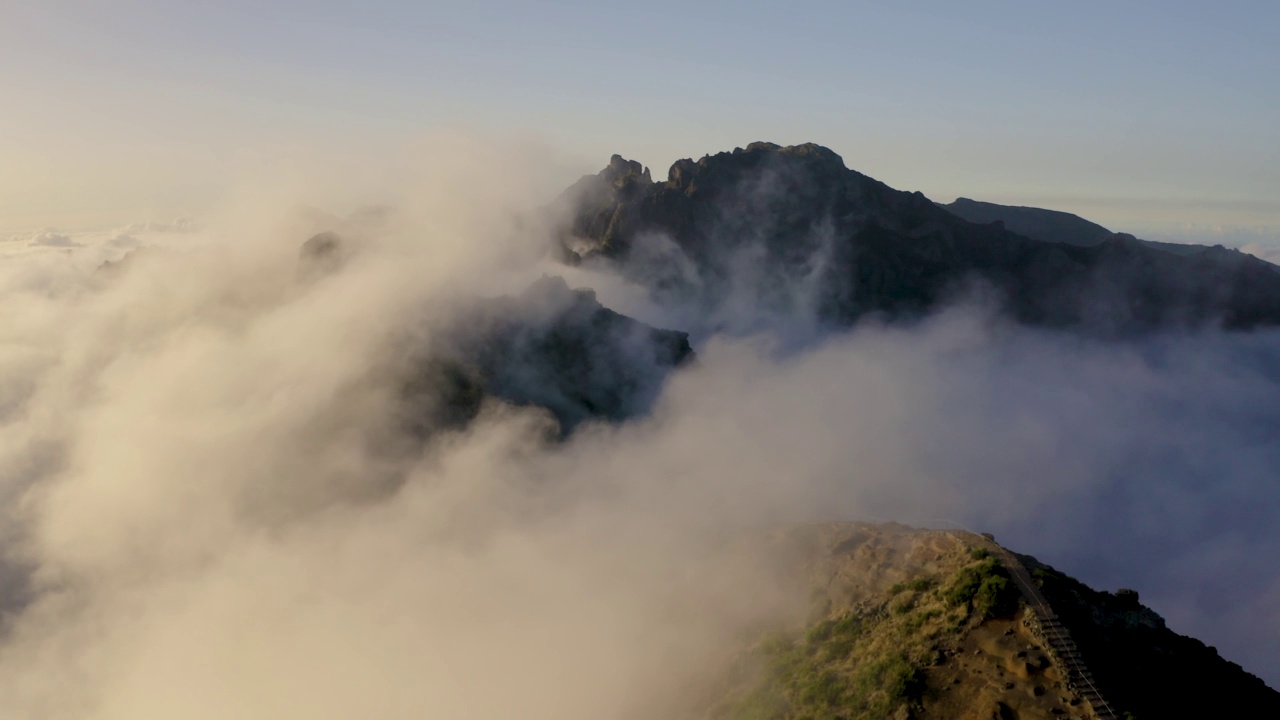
left=1, top=137, right=1278, bottom=718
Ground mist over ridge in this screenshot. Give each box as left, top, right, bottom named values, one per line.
left=1, top=136, right=1279, bottom=717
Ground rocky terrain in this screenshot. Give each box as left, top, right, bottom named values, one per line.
left=299, top=234, right=693, bottom=437
left=557, top=142, right=1280, bottom=332
left=425, top=274, right=693, bottom=434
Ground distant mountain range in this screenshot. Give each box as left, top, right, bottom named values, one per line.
left=940, top=196, right=1238, bottom=259
left=939, top=197, right=1114, bottom=247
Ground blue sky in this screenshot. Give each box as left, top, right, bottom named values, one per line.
left=3, top=1, right=1277, bottom=239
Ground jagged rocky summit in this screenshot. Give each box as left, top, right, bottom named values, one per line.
left=557, top=141, right=1280, bottom=332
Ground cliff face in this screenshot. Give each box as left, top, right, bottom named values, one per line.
left=559, top=142, right=1280, bottom=333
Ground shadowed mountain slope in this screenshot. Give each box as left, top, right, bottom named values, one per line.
left=297, top=233, right=693, bottom=437
left=428, top=275, right=693, bottom=434
left=940, top=198, right=1114, bottom=247
left=940, top=197, right=1259, bottom=261
left=558, top=142, right=1280, bottom=333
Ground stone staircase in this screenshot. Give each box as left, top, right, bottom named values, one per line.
left=974, top=534, right=1120, bottom=720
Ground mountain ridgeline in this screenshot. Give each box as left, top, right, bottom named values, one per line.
left=940, top=197, right=1229, bottom=258
left=298, top=141, right=1280, bottom=437
left=557, top=142, right=1280, bottom=333
left=939, top=198, right=1114, bottom=247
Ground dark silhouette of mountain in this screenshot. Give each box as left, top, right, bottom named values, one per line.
left=1024, top=553, right=1280, bottom=720
left=295, top=233, right=692, bottom=436
left=940, top=197, right=1114, bottom=247
left=941, top=196, right=1257, bottom=261
left=558, top=142, right=1280, bottom=332
left=429, top=275, right=693, bottom=435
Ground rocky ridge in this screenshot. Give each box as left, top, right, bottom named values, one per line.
left=558, top=142, right=1280, bottom=332
left=940, top=197, right=1261, bottom=260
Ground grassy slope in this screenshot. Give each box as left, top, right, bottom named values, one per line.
left=685, top=523, right=1280, bottom=719
left=695, top=525, right=1089, bottom=720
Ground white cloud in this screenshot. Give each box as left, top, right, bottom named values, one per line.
left=117, top=218, right=197, bottom=234
left=0, top=137, right=1278, bottom=718
left=27, top=230, right=78, bottom=248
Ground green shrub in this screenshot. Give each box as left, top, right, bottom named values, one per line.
left=973, top=574, right=1017, bottom=619
left=732, top=683, right=790, bottom=720
left=806, top=619, right=836, bottom=646
left=831, top=614, right=864, bottom=638
left=796, top=669, right=845, bottom=707
left=889, top=577, right=934, bottom=595
left=879, top=655, right=925, bottom=703
left=946, top=558, right=1018, bottom=619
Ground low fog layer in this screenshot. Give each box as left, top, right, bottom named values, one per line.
left=1, top=140, right=1278, bottom=717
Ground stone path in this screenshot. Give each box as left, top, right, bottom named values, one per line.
left=970, top=533, right=1120, bottom=720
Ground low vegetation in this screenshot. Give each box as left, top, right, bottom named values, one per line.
left=706, top=549, right=1021, bottom=719
left=944, top=556, right=1018, bottom=620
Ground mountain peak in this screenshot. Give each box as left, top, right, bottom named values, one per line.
left=558, top=141, right=1280, bottom=332
left=605, top=153, right=650, bottom=184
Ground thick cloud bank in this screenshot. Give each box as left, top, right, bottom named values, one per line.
left=1, top=141, right=1278, bottom=717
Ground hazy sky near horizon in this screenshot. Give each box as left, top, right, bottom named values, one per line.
left=3, top=1, right=1277, bottom=238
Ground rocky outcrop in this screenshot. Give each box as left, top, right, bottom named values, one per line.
left=295, top=224, right=693, bottom=437
left=558, top=142, right=1280, bottom=332
left=430, top=275, right=693, bottom=435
